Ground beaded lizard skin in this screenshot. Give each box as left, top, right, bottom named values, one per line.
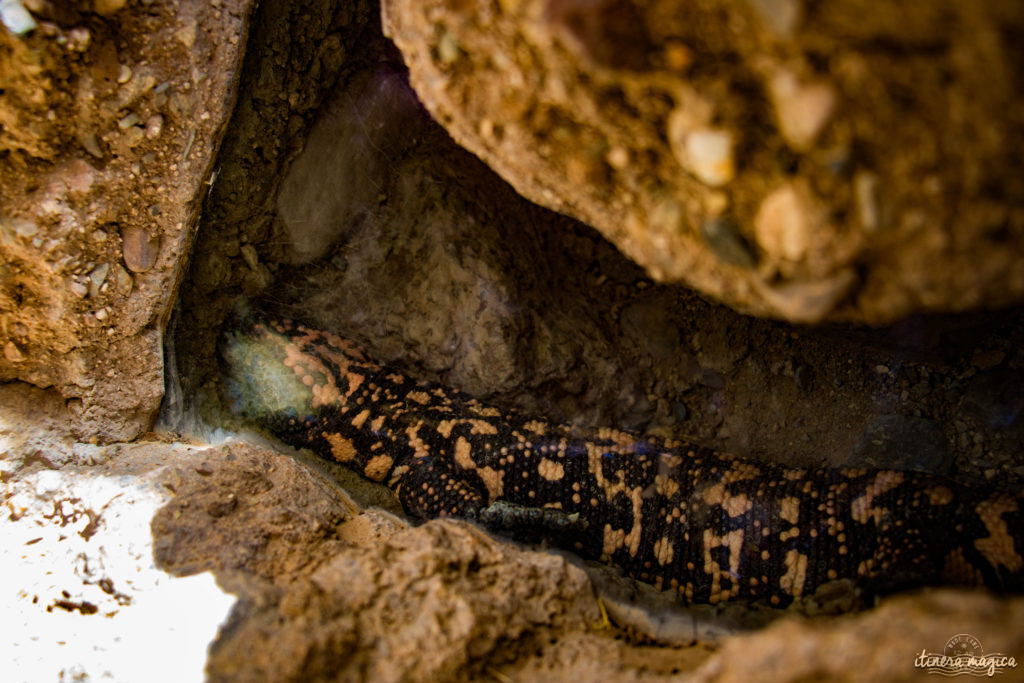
left=220, top=315, right=1024, bottom=607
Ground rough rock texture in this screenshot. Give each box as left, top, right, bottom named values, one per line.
left=4, top=0, right=1024, bottom=680
left=381, top=0, right=1024, bottom=324
left=0, top=0, right=248, bottom=440
left=6, top=413, right=1022, bottom=681
left=170, top=0, right=382, bottom=415
left=149, top=439, right=713, bottom=682
left=691, top=591, right=1024, bottom=682
left=176, top=33, right=1024, bottom=485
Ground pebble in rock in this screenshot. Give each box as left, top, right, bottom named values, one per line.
left=120, top=225, right=159, bottom=273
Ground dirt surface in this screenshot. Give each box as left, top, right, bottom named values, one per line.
left=0, top=0, right=248, bottom=441
left=383, top=0, right=1024, bottom=324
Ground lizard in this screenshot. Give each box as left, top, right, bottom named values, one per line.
left=218, top=313, right=1024, bottom=607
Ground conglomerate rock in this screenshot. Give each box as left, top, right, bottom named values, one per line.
left=382, top=0, right=1024, bottom=323
left=0, top=0, right=249, bottom=440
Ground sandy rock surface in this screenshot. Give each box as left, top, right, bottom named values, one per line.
left=381, top=0, right=1024, bottom=323
left=0, top=0, right=248, bottom=441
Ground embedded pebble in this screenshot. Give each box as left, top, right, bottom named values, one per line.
left=437, top=29, right=460, bottom=65
left=240, top=244, right=259, bottom=271
left=111, top=264, right=134, bottom=294
left=679, top=128, right=735, bottom=186
left=854, top=172, right=880, bottom=231
left=1, top=216, right=38, bottom=240
left=4, top=341, right=25, bottom=362
left=93, top=0, right=127, bottom=14
left=0, top=0, right=37, bottom=35
left=117, top=64, right=133, bottom=84
left=63, top=159, right=95, bottom=195
left=606, top=146, right=629, bottom=170
left=88, top=263, right=110, bottom=297
left=174, top=21, right=197, bottom=49
left=755, top=183, right=813, bottom=261
left=95, top=308, right=108, bottom=322
left=124, top=126, right=146, bottom=147
left=120, top=225, right=160, bottom=273
left=69, top=279, right=89, bottom=298
left=768, top=70, right=836, bottom=150
left=756, top=269, right=856, bottom=322
left=118, top=112, right=141, bottom=130
left=701, top=216, right=756, bottom=268
left=67, top=26, right=90, bottom=52
left=79, top=132, right=104, bottom=159
left=145, top=114, right=164, bottom=139
left=747, top=0, right=802, bottom=36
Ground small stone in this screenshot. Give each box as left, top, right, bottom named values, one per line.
left=1, top=216, right=38, bottom=239
left=88, top=263, right=109, bottom=296
left=118, top=112, right=140, bottom=130
left=701, top=216, right=756, bottom=268
left=663, top=41, right=694, bottom=71
left=0, top=0, right=37, bottom=35
left=874, top=365, right=889, bottom=375
left=174, top=21, right=197, bottom=49
left=747, top=0, right=802, bottom=36
left=67, top=26, right=90, bottom=51
left=769, top=70, right=836, bottom=150
left=240, top=244, right=259, bottom=271
left=94, top=308, right=108, bottom=321
left=120, top=225, right=159, bottom=273
left=63, top=158, right=95, bottom=195
left=91, top=229, right=108, bottom=242
left=679, top=127, right=735, bottom=187
left=93, top=0, right=127, bottom=14
left=437, top=29, right=460, bottom=65
left=4, top=341, right=25, bottom=362
left=703, top=191, right=730, bottom=215
left=606, top=146, right=629, bottom=170
left=111, top=264, right=133, bottom=294
left=79, top=131, right=104, bottom=159
left=756, top=269, right=856, bottom=323
left=69, top=279, right=88, bottom=298
left=854, top=172, right=881, bottom=232
left=755, top=183, right=814, bottom=261
left=117, top=64, right=132, bottom=84
left=144, top=114, right=164, bottom=139
left=124, top=126, right=145, bottom=147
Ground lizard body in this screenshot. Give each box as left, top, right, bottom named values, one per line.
left=220, top=316, right=1024, bottom=606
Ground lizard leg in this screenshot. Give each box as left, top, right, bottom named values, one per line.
left=394, top=456, right=486, bottom=519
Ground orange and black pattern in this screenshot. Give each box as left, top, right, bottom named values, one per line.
left=220, top=315, right=1024, bottom=606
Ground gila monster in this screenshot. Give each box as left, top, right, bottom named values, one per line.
left=219, top=315, right=1024, bottom=607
